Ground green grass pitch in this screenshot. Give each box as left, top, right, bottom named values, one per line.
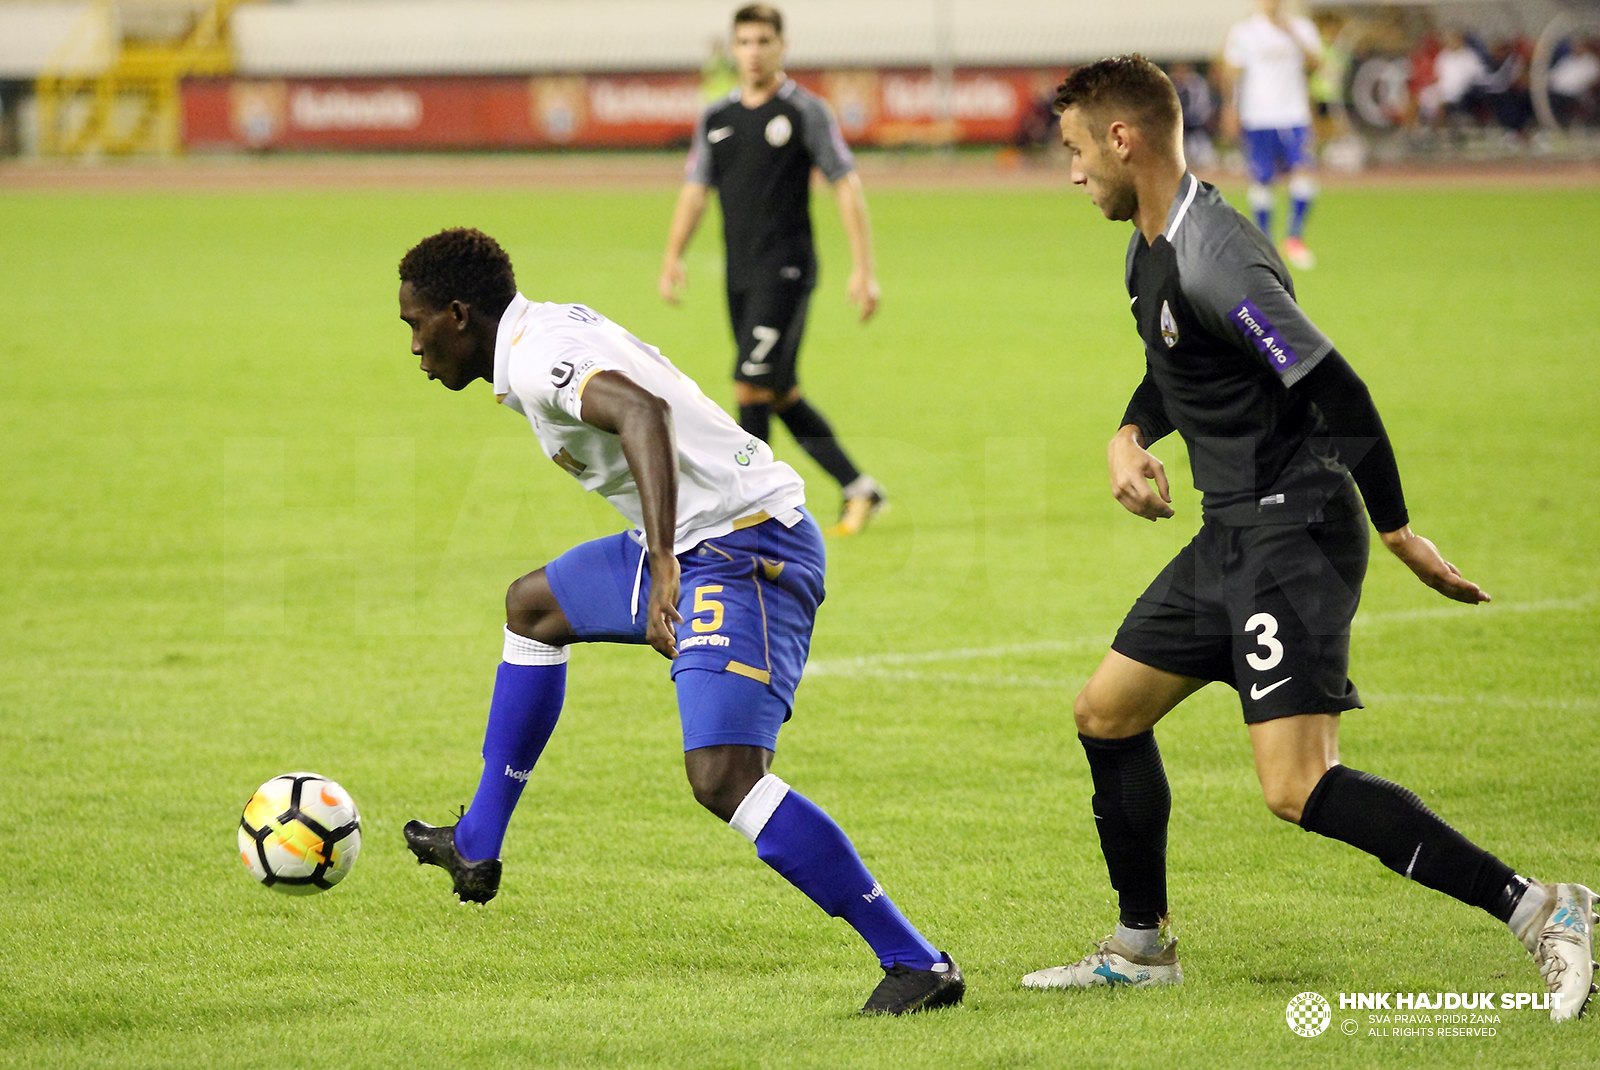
left=1, top=167, right=1597, bottom=1069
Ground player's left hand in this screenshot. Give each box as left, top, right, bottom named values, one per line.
left=1380, top=526, right=1490, bottom=605
left=848, top=268, right=880, bottom=322
left=645, top=555, right=684, bottom=658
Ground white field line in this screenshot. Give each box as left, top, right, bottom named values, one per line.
left=806, top=593, right=1598, bottom=691
left=1362, top=691, right=1600, bottom=712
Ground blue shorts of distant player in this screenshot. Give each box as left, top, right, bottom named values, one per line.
left=1243, top=126, right=1313, bottom=184
left=545, top=509, right=826, bottom=752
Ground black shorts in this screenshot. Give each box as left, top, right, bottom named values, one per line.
left=727, top=274, right=812, bottom=394
left=1111, top=513, right=1370, bottom=723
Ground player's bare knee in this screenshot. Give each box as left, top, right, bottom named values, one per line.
left=1261, top=782, right=1311, bottom=824
left=1073, top=686, right=1126, bottom=738
left=505, top=571, right=557, bottom=639
left=771, top=387, right=803, bottom=413
left=686, top=767, right=745, bottom=822
left=733, top=382, right=778, bottom=407
left=684, top=746, right=769, bottom=822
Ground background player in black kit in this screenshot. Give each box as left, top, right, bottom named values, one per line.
left=1019, top=55, right=1595, bottom=1022
left=660, top=3, right=887, bottom=537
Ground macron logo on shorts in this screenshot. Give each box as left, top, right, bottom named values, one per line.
left=1232, top=299, right=1300, bottom=373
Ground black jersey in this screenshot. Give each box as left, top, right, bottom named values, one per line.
left=1123, top=174, right=1358, bottom=526
left=686, top=79, right=855, bottom=288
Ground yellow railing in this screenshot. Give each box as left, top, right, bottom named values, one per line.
left=36, top=1, right=245, bottom=157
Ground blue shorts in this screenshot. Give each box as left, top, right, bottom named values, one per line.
left=544, top=510, right=826, bottom=752
left=1243, top=126, right=1313, bottom=185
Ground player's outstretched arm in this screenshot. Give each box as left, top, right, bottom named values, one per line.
left=579, top=371, right=685, bottom=656
left=832, top=172, right=880, bottom=321
left=1294, top=351, right=1487, bottom=605
left=1108, top=424, right=1174, bottom=521
left=660, top=182, right=710, bottom=305
left=1380, top=527, right=1490, bottom=605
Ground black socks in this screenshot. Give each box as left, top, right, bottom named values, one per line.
left=777, top=399, right=861, bottom=488
left=738, top=403, right=771, bottom=442
left=1300, top=765, right=1527, bottom=923
left=1080, top=731, right=1171, bottom=929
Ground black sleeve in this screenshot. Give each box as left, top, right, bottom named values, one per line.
left=1120, top=365, right=1175, bottom=445
left=1296, top=349, right=1410, bottom=532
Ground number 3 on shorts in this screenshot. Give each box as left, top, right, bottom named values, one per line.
left=1244, top=612, right=1283, bottom=671
left=692, top=585, right=725, bottom=633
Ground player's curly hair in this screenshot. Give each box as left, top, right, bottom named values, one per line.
left=1052, top=55, right=1181, bottom=147
left=398, top=227, right=517, bottom=318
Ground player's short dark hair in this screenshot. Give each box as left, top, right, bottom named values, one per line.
left=733, top=3, right=782, bottom=35
left=1052, top=55, right=1181, bottom=147
left=398, top=227, right=517, bottom=318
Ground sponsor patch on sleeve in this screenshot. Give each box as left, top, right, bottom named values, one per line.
left=1231, top=298, right=1300, bottom=373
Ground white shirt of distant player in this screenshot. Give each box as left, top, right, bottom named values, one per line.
left=1224, top=13, right=1323, bottom=130
left=493, top=293, right=806, bottom=555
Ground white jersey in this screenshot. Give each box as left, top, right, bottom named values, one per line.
left=1224, top=13, right=1322, bottom=130
left=493, top=293, right=806, bottom=555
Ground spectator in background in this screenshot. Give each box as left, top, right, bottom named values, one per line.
left=1168, top=62, right=1217, bottom=169
left=1407, top=31, right=1442, bottom=130
left=1014, top=81, right=1061, bottom=159
left=1418, top=29, right=1488, bottom=135
left=1481, top=36, right=1534, bottom=137
left=1549, top=39, right=1600, bottom=127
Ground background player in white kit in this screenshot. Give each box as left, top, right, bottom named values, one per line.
left=1221, top=0, right=1324, bottom=270
left=395, top=227, right=963, bottom=1017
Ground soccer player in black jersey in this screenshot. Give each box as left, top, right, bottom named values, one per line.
left=1019, top=55, right=1595, bottom=1021
left=660, top=4, right=886, bottom=537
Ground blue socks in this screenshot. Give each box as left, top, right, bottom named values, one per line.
left=734, top=776, right=941, bottom=970
left=1288, top=175, right=1317, bottom=240
left=1289, top=195, right=1312, bottom=238
left=454, top=630, right=568, bottom=861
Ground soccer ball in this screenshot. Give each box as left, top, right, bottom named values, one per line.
left=237, top=772, right=361, bottom=895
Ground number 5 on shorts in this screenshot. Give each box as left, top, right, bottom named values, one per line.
left=692, top=585, right=725, bottom=633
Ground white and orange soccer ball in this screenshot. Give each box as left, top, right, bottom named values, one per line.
left=237, top=773, right=361, bottom=895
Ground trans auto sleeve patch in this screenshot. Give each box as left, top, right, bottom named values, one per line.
left=1231, top=298, right=1301, bottom=374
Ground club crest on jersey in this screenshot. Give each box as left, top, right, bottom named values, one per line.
left=765, top=114, right=792, bottom=147
left=1159, top=301, right=1179, bottom=347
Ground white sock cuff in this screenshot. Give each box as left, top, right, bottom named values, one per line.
left=728, top=773, right=791, bottom=843
left=1247, top=183, right=1275, bottom=211
left=1289, top=174, right=1318, bottom=200
left=502, top=626, right=569, bottom=666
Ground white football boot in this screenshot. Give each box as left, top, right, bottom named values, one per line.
left=1022, top=932, right=1183, bottom=990
left=1514, top=881, right=1598, bottom=1022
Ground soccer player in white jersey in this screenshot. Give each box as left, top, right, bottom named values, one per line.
left=1222, top=0, right=1324, bottom=270
left=394, top=228, right=963, bottom=1017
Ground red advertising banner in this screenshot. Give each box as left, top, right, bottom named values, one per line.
left=182, top=69, right=1068, bottom=151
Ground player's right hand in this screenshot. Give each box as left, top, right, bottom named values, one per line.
left=645, top=556, right=684, bottom=658
left=659, top=260, right=687, bottom=304
left=1108, top=426, right=1174, bottom=521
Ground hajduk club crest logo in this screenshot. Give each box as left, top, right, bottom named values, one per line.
left=1159, top=300, right=1179, bottom=347
left=1286, top=991, right=1333, bottom=1036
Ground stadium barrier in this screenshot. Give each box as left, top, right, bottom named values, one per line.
left=181, top=68, right=1066, bottom=151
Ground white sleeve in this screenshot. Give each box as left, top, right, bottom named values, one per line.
left=1223, top=23, right=1249, bottom=68
left=1292, top=17, right=1323, bottom=58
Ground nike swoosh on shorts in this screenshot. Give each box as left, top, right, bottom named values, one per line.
left=1249, top=676, right=1293, bottom=699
